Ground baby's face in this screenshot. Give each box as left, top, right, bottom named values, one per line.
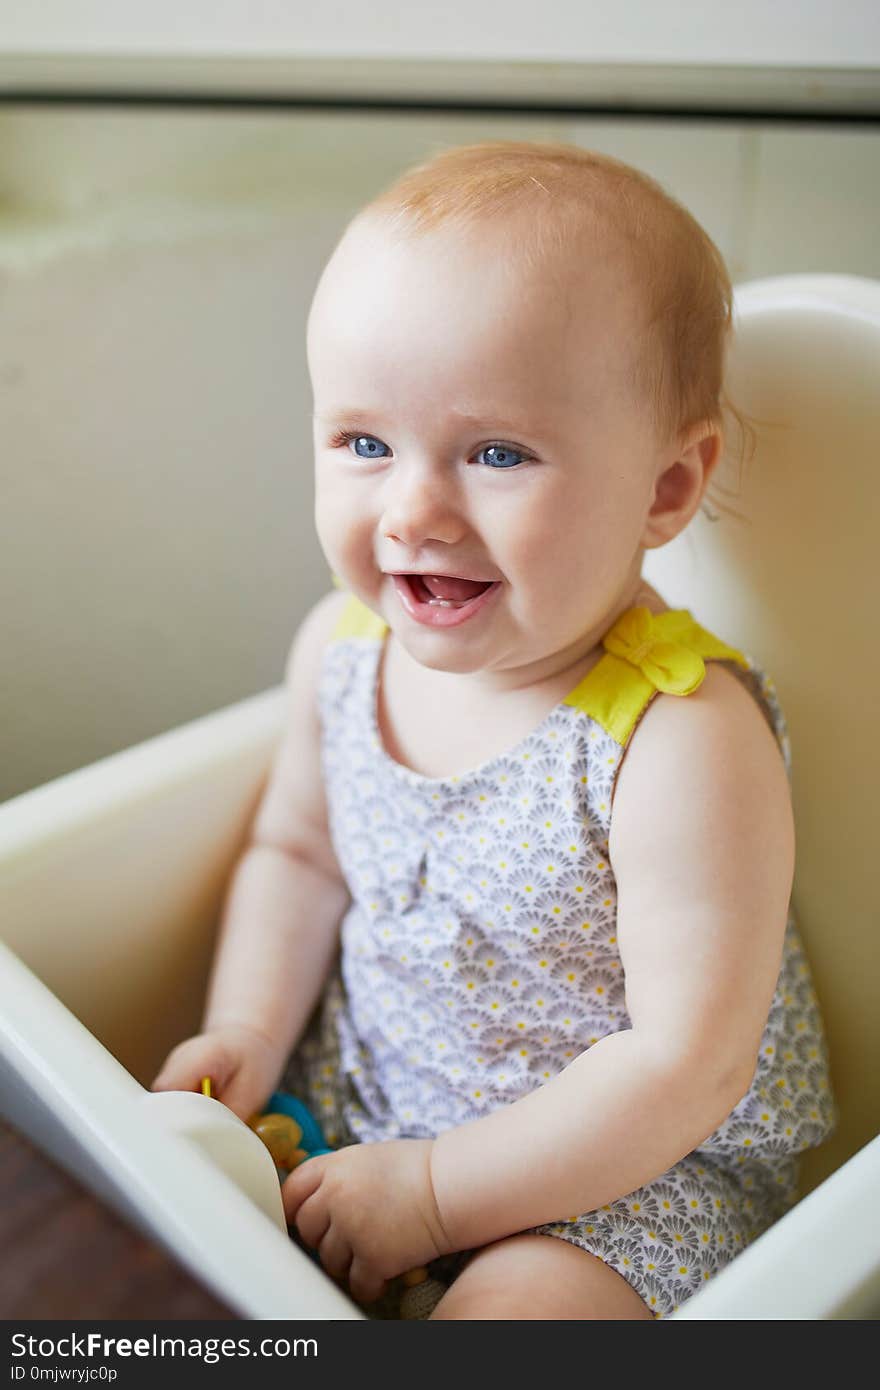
left=309, top=215, right=667, bottom=682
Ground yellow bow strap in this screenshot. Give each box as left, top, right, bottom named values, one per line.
left=565, top=606, right=749, bottom=747
left=602, top=605, right=708, bottom=695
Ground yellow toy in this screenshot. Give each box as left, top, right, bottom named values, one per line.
left=248, top=1112, right=309, bottom=1170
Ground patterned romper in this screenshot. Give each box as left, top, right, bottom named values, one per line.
left=283, top=595, right=836, bottom=1318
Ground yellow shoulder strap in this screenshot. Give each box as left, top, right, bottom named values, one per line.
left=331, top=592, right=388, bottom=641
left=563, top=605, right=749, bottom=747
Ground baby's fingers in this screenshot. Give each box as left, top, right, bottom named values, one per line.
left=151, top=1036, right=235, bottom=1097
left=317, top=1227, right=353, bottom=1284
left=348, top=1257, right=387, bottom=1307
left=216, top=1065, right=271, bottom=1122
left=285, top=1183, right=329, bottom=1249
left=282, top=1155, right=325, bottom=1223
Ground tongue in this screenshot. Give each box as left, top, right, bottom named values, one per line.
left=420, top=575, right=490, bottom=601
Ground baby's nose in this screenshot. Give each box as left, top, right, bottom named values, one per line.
left=381, top=466, right=465, bottom=548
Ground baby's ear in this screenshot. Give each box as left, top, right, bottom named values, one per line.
left=641, top=422, right=722, bottom=550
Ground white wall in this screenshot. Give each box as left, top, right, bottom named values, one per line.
left=2, top=104, right=879, bottom=800
left=2, top=0, right=878, bottom=67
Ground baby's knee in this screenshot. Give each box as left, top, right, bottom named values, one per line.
left=429, top=1233, right=653, bottom=1321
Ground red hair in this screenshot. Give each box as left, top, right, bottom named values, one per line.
left=353, top=140, right=746, bottom=471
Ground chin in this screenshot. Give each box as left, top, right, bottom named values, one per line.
left=396, top=628, right=493, bottom=676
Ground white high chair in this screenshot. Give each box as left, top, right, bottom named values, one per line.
left=1, top=274, right=878, bottom=1320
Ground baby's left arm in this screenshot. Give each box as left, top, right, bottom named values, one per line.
left=429, top=661, right=795, bottom=1252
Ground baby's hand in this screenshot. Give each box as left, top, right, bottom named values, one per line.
left=282, top=1139, right=452, bottom=1305
left=150, top=1023, right=280, bottom=1121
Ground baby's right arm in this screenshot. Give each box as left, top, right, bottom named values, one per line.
left=151, top=589, right=351, bottom=1119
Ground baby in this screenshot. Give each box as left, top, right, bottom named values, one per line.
left=153, top=140, right=835, bottom=1319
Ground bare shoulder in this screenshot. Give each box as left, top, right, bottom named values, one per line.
left=250, top=588, right=350, bottom=878
left=283, top=588, right=351, bottom=688
left=613, top=660, right=787, bottom=813
left=609, top=658, right=794, bottom=897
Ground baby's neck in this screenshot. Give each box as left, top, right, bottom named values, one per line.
left=375, top=579, right=668, bottom=781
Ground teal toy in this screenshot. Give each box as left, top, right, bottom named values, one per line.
left=264, top=1090, right=334, bottom=1159
left=248, top=1088, right=334, bottom=1170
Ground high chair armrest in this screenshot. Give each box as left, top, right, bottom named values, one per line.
left=0, top=687, right=286, bottom=1085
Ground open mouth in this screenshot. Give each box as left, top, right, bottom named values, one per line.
left=407, top=574, right=493, bottom=606
left=391, top=573, right=500, bottom=628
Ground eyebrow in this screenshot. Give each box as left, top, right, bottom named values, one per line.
left=448, top=409, right=541, bottom=433
left=312, top=410, right=377, bottom=425
left=312, top=408, right=555, bottom=438
left=313, top=409, right=365, bottom=419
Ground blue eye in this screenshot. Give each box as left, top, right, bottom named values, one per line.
left=476, top=444, right=526, bottom=469
left=348, top=434, right=390, bottom=459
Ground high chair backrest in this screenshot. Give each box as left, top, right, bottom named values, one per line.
left=644, top=274, right=880, bottom=1194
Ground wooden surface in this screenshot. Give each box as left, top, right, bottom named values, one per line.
left=0, top=1119, right=237, bottom=1319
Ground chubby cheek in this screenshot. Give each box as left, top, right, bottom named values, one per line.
left=501, top=490, right=588, bottom=609
left=315, top=485, right=380, bottom=598
left=504, top=480, right=639, bottom=634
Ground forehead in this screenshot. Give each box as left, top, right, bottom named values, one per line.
left=307, top=217, right=646, bottom=421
